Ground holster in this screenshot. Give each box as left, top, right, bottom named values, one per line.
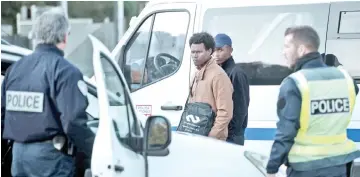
left=52, top=135, right=75, bottom=156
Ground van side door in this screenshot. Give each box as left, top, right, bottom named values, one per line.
left=326, top=1, right=360, bottom=143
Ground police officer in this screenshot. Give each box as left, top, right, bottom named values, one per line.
left=266, top=25, right=360, bottom=177
left=1, top=8, right=95, bottom=177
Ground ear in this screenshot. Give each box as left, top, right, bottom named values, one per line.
left=63, top=33, right=68, bottom=44
left=298, top=44, right=306, bottom=54
left=208, top=48, right=213, bottom=55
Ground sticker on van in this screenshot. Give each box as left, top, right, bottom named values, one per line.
left=136, top=105, right=152, bottom=116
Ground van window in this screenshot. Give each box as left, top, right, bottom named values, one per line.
left=144, top=12, right=188, bottom=85
left=124, top=16, right=153, bottom=90
left=202, top=4, right=329, bottom=85
left=338, top=11, right=360, bottom=34
left=326, top=3, right=360, bottom=79
left=100, top=53, right=142, bottom=145
left=123, top=11, right=189, bottom=91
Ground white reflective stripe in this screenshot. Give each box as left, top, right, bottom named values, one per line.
left=289, top=72, right=310, bottom=133
left=5, top=91, right=44, bottom=113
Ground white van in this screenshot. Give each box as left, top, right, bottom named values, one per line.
left=1, top=40, right=277, bottom=177
left=87, top=36, right=277, bottom=177
left=101, top=0, right=360, bottom=154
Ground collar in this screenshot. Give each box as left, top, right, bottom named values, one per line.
left=35, top=44, right=64, bottom=57
left=293, top=52, right=321, bottom=72
left=221, top=56, right=235, bottom=70
left=197, top=58, right=215, bottom=81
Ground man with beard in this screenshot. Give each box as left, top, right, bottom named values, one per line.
left=266, top=25, right=360, bottom=177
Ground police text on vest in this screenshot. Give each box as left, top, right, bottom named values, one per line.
left=311, top=98, right=350, bottom=115
left=6, top=91, right=44, bottom=113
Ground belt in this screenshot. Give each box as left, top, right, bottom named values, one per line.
left=38, top=135, right=74, bottom=156
left=12, top=135, right=74, bottom=156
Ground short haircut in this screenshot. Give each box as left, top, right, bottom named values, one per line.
left=284, top=25, right=320, bottom=51
left=32, top=7, right=70, bottom=45
left=189, top=32, right=215, bottom=52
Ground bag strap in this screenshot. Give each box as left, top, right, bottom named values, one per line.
left=186, top=60, right=212, bottom=104
left=185, top=75, right=197, bottom=105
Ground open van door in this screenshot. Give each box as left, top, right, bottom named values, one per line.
left=88, top=35, right=146, bottom=177
left=110, top=3, right=197, bottom=127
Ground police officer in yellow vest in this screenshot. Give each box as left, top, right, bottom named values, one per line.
left=266, top=25, right=360, bottom=177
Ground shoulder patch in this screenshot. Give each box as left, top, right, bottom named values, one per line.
left=277, top=97, right=286, bottom=110
left=77, top=80, right=88, bottom=97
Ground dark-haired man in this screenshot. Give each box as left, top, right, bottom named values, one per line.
left=213, top=33, right=250, bottom=146
left=187, top=32, right=233, bottom=141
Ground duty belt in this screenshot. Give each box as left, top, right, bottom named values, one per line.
left=52, top=135, right=74, bottom=156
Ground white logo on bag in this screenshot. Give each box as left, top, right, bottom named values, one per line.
left=186, top=115, right=200, bottom=123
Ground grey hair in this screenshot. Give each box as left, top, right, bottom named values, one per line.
left=32, top=7, right=70, bottom=45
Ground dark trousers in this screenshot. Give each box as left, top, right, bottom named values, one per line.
left=286, top=164, right=347, bottom=177
left=12, top=141, right=75, bottom=177
left=226, top=134, right=245, bottom=145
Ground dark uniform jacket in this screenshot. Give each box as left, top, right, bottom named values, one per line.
left=1, top=44, right=95, bottom=157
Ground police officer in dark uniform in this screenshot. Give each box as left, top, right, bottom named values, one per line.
left=1, top=8, right=95, bottom=177
left=266, top=26, right=360, bottom=177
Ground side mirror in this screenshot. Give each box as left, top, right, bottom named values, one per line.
left=143, top=115, right=171, bottom=156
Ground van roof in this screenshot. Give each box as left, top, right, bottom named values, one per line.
left=146, top=0, right=357, bottom=8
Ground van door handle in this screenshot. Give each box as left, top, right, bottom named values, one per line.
left=113, top=165, right=124, bottom=172
left=161, top=105, right=183, bottom=111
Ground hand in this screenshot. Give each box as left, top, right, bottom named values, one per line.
left=266, top=174, right=276, bottom=177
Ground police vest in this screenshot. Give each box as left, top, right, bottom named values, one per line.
left=287, top=67, right=358, bottom=171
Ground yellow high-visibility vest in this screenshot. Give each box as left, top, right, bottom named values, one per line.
left=287, top=67, right=359, bottom=171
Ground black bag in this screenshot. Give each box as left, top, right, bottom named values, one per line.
left=176, top=77, right=216, bottom=136
left=177, top=102, right=215, bottom=136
